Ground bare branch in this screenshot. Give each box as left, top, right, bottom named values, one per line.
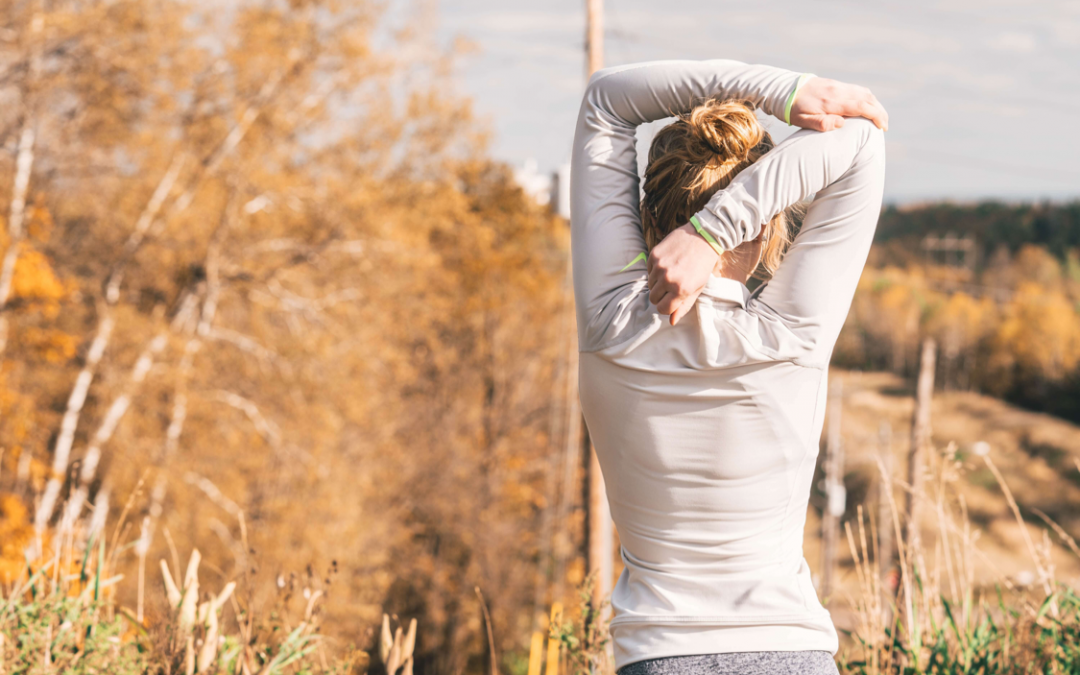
left=45, top=294, right=203, bottom=530
left=204, top=326, right=281, bottom=366
left=211, top=389, right=282, bottom=449
left=249, top=279, right=361, bottom=318
left=49, top=311, right=115, bottom=484
left=104, top=153, right=185, bottom=303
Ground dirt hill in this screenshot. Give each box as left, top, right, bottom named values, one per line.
left=807, top=369, right=1080, bottom=634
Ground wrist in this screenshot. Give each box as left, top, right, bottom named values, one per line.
left=687, top=215, right=725, bottom=258
left=784, top=73, right=816, bottom=126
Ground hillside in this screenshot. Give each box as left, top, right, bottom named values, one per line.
left=806, top=369, right=1080, bottom=636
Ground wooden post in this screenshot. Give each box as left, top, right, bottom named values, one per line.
left=906, top=338, right=936, bottom=556
left=821, top=377, right=845, bottom=603
left=877, top=421, right=894, bottom=620
left=527, top=631, right=544, bottom=675
left=584, top=0, right=614, bottom=615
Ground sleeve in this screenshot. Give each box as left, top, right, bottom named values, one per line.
left=697, top=118, right=887, bottom=366
left=570, top=60, right=802, bottom=353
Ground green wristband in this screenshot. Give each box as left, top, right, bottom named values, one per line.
left=689, top=215, right=725, bottom=257
left=784, top=73, right=816, bottom=126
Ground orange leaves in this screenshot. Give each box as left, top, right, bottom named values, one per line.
left=11, top=247, right=68, bottom=308
left=0, top=493, right=34, bottom=582
left=991, top=282, right=1080, bottom=384
left=16, top=326, right=78, bottom=363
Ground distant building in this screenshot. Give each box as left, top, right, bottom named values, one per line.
left=552, top=162, right=571, bottom=220
left=513, top=158, right=553, bottom=208
left=511, top=158, right=572, bottom=220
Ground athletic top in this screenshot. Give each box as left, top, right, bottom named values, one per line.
left=569, top=60, right=885, bottom=669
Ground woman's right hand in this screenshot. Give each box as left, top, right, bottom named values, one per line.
left=648, top=223, right=719, bottom=326
left=789, top=77, right=889, bottom=132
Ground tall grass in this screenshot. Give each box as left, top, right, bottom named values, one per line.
left=839, top=442, right=1080, bottom=674
left=549, top=439, right=1080, bottom=675
left=0, top=480, right=374, bottom=674
left=7, top=435, right=1080, bottom=674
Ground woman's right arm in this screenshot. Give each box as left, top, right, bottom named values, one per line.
left=696, top=118, right=887, bottom=367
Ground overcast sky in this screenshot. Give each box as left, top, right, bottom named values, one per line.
left=435, top=0, right=1080, bottom=204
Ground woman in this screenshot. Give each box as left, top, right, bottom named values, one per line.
left=570, top=60, right=887, bottom=675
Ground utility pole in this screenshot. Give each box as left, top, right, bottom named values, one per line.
left=820, top=377, right=845, bottom=603
left=586, top=0, right=603, bottom=77
left=584, top=0, right=614, bottom=615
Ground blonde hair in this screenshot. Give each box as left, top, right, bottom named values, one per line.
left=640, top=98, right=793, bottom=279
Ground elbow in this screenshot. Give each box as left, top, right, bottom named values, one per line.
left=847, top=117, right=886, bottom=163
left=582, top=69, right=613, bottom=112
left=585, top=67, right=618, bottom=92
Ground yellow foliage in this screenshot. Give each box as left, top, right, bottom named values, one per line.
left=992, top=281, right=1080, bottom=381
left=0, top=493, right=34, bottom=583
left=11, top=246, right=68, bottom=305
left=18, top=325, right=79, bottom=363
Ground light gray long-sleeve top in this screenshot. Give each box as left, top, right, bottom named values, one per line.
left=570, top=60, right=885, bottom=669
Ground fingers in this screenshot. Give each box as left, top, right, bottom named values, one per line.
left=869, top=95, right=889, bottom=131
left=795, top=78, right=890, bottom=132
left=821, top=114, right=846, bottom=131
left=654, top=291, right=678, bottom=316
left=857, top=99, right=889, bottom=131
left=648, top=277, right=665, bottom=306
left=669, top=289, right=702, bottom=326
left=791, top=112, right=828, bottom=132
left=837, top=88, right=889, bottom=131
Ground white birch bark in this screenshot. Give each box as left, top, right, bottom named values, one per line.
left=148, top=204, right=229, bottom=523
left=104, top=153, right=185, bottom=303
left=49, top=313, right=114, bottom=483
left=45, top=55, right=304, bottom=536
left=0, top=3, right=43, bottom=355
left=48, top=294, right=200, bottom=530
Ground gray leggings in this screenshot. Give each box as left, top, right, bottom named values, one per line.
left=617, top=652, right=839, bottom=675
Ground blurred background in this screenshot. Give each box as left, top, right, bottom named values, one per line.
left=1, top=1, right=1079, bottom=674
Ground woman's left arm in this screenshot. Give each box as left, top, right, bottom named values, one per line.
left=571, top=60, right=802, bottom=353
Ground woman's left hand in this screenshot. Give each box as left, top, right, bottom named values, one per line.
left=790, top=77, right=889, bottom=132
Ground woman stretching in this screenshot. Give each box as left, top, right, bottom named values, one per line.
left=570, top=60, right=887, bottom=675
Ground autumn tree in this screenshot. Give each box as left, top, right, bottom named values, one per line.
left=0, top=1, right=572, bottom=672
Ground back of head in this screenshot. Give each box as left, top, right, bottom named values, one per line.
left=641, top=98, right=791, bottom=277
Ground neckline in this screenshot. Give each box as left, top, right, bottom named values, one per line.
left=700, top=275, right=751, bottom=308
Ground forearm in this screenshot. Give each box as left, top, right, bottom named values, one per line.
left=584, top=59, right=801, bottom=127
left=691, top=120, right=880, bottom=251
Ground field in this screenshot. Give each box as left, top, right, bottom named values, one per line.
left=8, top=368, right=1080, bottom=674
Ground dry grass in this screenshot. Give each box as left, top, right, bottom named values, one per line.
left=0, top=481, right=372, bottom=675
left=827, top=370, right=1080, bottom=673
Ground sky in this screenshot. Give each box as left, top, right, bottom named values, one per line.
left=434, top=0, right=1080, bottom=204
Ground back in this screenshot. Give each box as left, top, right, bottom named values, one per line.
left=579, top=277, right=838, bottom=667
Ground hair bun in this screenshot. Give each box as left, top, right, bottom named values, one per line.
left=684, top=99, right=763, bottom=163
left=640, top=96, right=784, bottom=261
